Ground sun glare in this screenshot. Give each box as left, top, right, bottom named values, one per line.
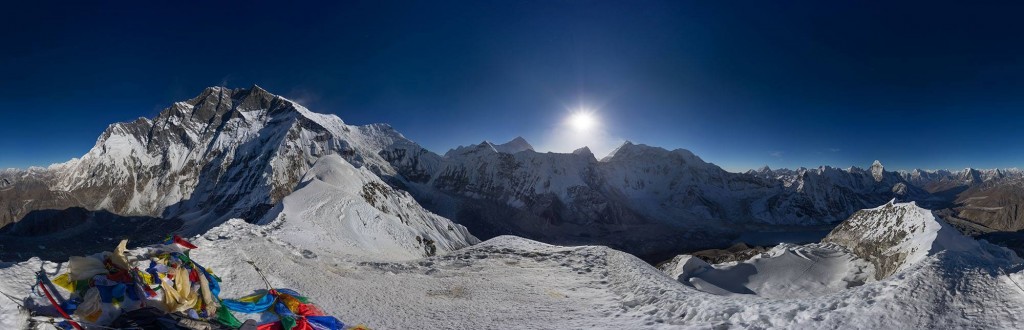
left=568, top=110, right=597, bottom=132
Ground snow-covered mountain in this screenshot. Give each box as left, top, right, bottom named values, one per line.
left=0, top=85, right=948, bottom=262
left=5, top=85, right=1024, bottom=263
left=384, top=139, right=933, bottom=259
left=2, top=86, right=423, bottom=229
left=901, top=167, right=1022, bottom=191
left=0, top=86, right=475, bottom=261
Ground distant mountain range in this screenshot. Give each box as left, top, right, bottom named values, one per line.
left=3, top=86, right=1023, bottom=261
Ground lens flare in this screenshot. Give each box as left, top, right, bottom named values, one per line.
left=568, top=110, right=597, bottom=132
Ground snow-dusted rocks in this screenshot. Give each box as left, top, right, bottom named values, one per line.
left=823, top=200, right=987, bottom=279
left=870, top=160, right=885, bottom=182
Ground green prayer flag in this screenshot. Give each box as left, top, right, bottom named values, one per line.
left=281, top=316, right=297, bottom=330
left=215, top=303, right=243, bottom=328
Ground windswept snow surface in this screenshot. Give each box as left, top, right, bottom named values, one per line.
left=4, top=218, right=1024, bottom=329
left=663, top=243, right=875, bottom=299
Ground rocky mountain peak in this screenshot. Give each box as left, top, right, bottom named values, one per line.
left=89, top=86, right=313, bottom=154
left=870, top=160, right=885, bottom=181
left=601, top=140, right=634, bottom=161
left=493, top=136, right=534, bottom=154
left=601, top=141, right=709, bottom=169
left=571, top=146, right=596, bottom=160
left=959, top=168, right=982, bottom=184
left=444, top=141, right=499, bottom=158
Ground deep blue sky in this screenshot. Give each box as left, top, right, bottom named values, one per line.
left=3, top=1, right=1024, bottom=171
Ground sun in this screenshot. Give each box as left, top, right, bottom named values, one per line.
left=567, top=110, right=597, bottom=132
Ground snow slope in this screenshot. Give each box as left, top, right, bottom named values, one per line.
left=258, top=154, right=478, bottom=261
left=5, top=212, right=1024, bottom=329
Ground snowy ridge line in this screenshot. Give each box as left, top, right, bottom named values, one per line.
left=3, top=199, right=1024, bottom=328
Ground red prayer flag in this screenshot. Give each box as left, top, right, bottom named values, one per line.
left=297, top=303, right=324, bottom=316
left=173, top=235, right=198, bottom=249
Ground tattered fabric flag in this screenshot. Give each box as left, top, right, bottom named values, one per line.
left=51, top=273, right=90, bottom=293
left=274, top=301, right=299, bottom=330
left=110, top=239, right=132, bottom=271
left=255, top=312, right=344, bottom=330
left=227, top=289, right=344, bottom=330
left=75, top=288, right=102, bottom=322
left=305, top=316, right=345, bottom=330
left=67, top=256, right=107, bottom=281
left=164, top=235, right=198, bottom=249
left=222, top=290, right=277, bottom=313
left=215, top=301, right=243, bottom=328
left=258, top=315, right=344, bottom=330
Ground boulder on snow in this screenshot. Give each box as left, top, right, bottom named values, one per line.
left=686, top=242, right=769, bottom=264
